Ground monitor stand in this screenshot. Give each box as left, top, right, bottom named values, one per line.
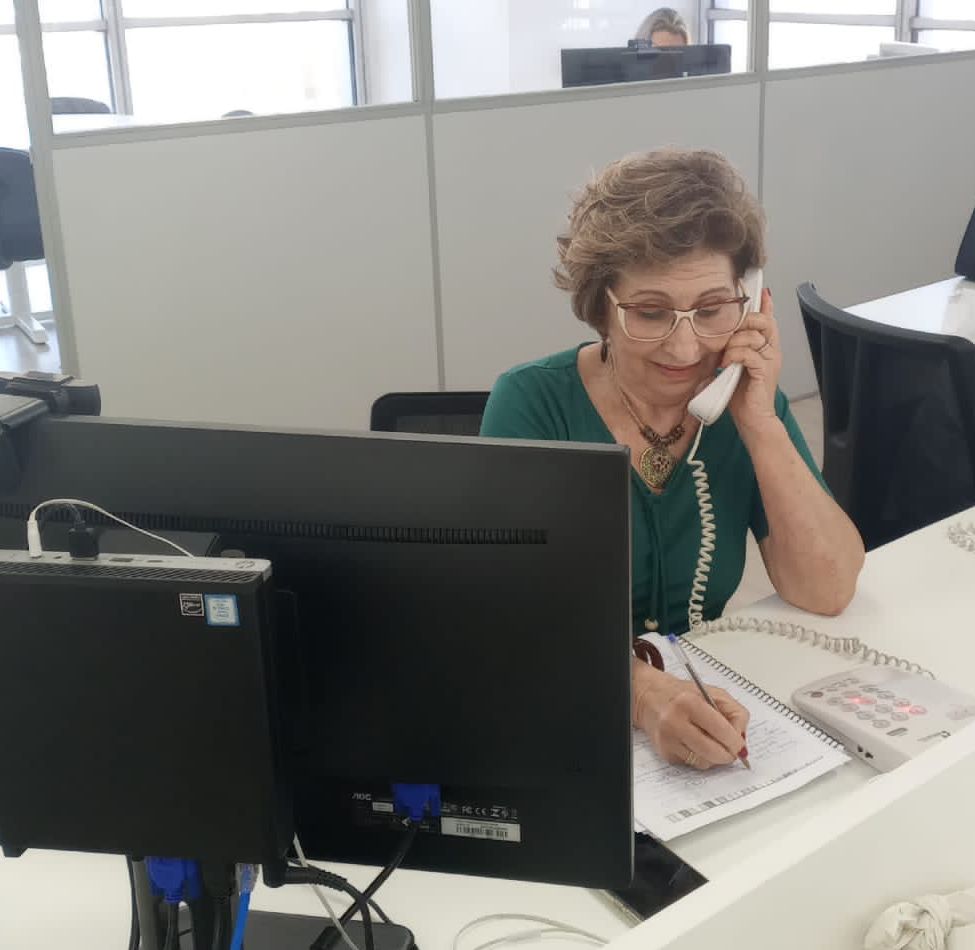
left=172, top=908, right=414, bottom=950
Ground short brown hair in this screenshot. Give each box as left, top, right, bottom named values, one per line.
left=554, top=148, right=766, bottom=334
left=635, top=8, right=690, bottom=44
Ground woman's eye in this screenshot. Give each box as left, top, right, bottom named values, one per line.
left=696, top=307, right=721, bottom=318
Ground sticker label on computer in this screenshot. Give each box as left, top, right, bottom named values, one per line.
left=204, top=594, right=240, bottom=627
left=441, top=817, right=521, bottom=843
left=179, top=593, right=204, bottom=617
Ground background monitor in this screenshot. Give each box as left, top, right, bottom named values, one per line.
left=561, top=44, right=731, bottom=88
left=0, top=414, right=634, bottom=889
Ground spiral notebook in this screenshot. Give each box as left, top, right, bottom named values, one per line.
left=633, top=634, right=850, bottom=841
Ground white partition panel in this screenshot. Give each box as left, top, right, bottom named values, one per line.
left=434, top=81, right=762, bottom=391
left=51, top=116, right=438, bottom=430
left=763, top=56, right=975, bottom=396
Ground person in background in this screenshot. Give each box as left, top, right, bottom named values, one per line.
left=634, top=7, right=691, bottom=47
left=480, top=149, right=864, bottom=771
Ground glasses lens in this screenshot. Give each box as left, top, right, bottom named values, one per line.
left=691, top=300, right=745, bottom=337
left=621, top=308, right=676, bottom=341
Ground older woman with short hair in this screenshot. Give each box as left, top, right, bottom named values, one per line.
left=481, top=148, right=864, bottom=770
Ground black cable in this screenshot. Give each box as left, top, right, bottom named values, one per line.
left=281, top=867, right=375, bottom=950
left=125, top=858, right=141, bottom=950
left=211, top=898, right=232, bottom=950
left=339, top=820, right=418, bottom=926
left=163, top=903, right=180, bottom=950
left=287, top=864, right=391, bottom=924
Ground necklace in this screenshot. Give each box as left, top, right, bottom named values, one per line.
left=609, top=355, right=686, bottom=490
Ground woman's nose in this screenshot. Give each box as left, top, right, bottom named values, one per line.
left=662, top=316, right=702, bottom=362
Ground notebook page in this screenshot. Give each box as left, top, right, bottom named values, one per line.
left=633, top=634, right=850, bottom=840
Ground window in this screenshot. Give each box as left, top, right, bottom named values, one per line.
left=432, top=0, right=739, bottom=99
left=33, top=0, right=413, bottom=132
left=125, top=20, right=355, bottom=121
left=915, top=0, right=975, bottom=52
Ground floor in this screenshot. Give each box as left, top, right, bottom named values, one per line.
left=725, top=394, right=824, bottom=613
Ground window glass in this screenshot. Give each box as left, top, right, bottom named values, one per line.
left=43, top=31, right=113, bottom=108
left=917, top=29, right=975, bottom=50
left=125, top=21, right=354, bottom=122
left=770, top=0, right=894, bottom=12
left=918, top=0, right=975, bottom=17
left=0, top=35, right=29, bottom=147
left=40, top=1, right=104, bottom=21
left=120, top=1, right=346, bottom=15
left=712, top=18, right=748, bottom=73
left=769, top=22, right=894, bottom=69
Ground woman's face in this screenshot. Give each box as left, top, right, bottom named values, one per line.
left=650, top=29, right=687, bottom=47
left=605, top=250, right=739, bottom=403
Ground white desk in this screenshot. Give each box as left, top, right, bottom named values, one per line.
left=849, top=276, right=975, bottom=344
left=2, top=508, right=974, bottom=949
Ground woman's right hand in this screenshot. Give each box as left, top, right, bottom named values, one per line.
left=632, top=662, right=749, bottom=770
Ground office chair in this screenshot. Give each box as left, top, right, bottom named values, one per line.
left=370, top=391, right=490, bottom=436
left=798, top=282, right=975, bottom=550
left=49, top=97, right=111, bottom=115
left=0, top=148, right=47, bottom=344
left=956, top=206, right=975, bottom=280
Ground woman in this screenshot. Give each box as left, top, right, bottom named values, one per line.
left=634, top=7, right=690, bottom=47
left=481, top=149, right=864, bottom=771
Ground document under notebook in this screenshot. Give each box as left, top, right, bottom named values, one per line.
left=633, top=634, right=850, bottom=840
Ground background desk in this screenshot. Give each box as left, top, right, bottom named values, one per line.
left=849, top=276, right=975, bottom=344
left=2, top=508, right=974, bottom=949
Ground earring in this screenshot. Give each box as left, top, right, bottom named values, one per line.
left=600, top=338, right=609, bottom=363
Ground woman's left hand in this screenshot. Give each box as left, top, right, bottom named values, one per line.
left=724, top=287, right=782, bottom=437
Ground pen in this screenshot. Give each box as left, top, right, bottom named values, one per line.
left=667, top=634, right=751, bottom=770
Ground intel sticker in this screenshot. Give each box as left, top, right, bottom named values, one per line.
left=204, top=594, right=240, bottom=627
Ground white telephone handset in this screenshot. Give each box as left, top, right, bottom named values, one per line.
left=687, top=268, right=763, bottom=425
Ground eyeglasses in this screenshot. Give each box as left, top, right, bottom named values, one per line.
left=606, top=285, right=751, bottom=342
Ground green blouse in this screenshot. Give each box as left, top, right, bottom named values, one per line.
left=480, top=346, right=827, bottom=635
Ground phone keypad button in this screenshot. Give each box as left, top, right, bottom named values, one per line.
left=875, top=705, right=892, bottom=714
left=859, top=697, right=876, bottom=705
left=891, top=712, right=910, bottom=722
left=909, top=706, right=926, bottom=715
left=841, top=703, right=858, bottom=712
left=895, top=698, right=911, bottom=706
left=842, top=690, right=861, bottom=698
left=809, top=690, right=824, bottom=698
left=878, top=691, right=895, bottom=699
left=873, top=720, right=890, bottom=728
left=857, top=711, right=875, bottom=720
left=827, top=698, right=842, bottom=706
left=861, top=686, right=879, bottom=693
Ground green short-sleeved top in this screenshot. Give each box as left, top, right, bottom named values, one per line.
left=480, top=346, right=827, bottom=635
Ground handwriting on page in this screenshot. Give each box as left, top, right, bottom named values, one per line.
left=632, top=634, right=850, bottom=840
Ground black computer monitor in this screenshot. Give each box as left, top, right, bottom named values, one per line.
left=561, top=43, right=731, bottom=88
left=0, top=413, right=633, bottom=889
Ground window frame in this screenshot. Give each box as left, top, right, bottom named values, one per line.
left=1, top=0, right=365, bottom=119
left=704, top=0, right=975, bottom=69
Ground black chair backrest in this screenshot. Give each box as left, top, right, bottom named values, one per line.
left=0, top=148, right=44, bottom=270
left=370, top=391, right=490, bottom=436
left=956, top=206, right=975, bottom=280
left=50, top=97, right=111, bottom=115
left=798, top=282, right=975, bottom=550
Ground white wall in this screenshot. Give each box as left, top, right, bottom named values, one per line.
left=48, top=54, right=975, bottom=428
left=51, top=116, right=439, bottom=429
left=430, top=0, right=511, bottom=100
left=433, top=80, right=760, bottom=388
left=762, top=55, right=975, bottom=394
